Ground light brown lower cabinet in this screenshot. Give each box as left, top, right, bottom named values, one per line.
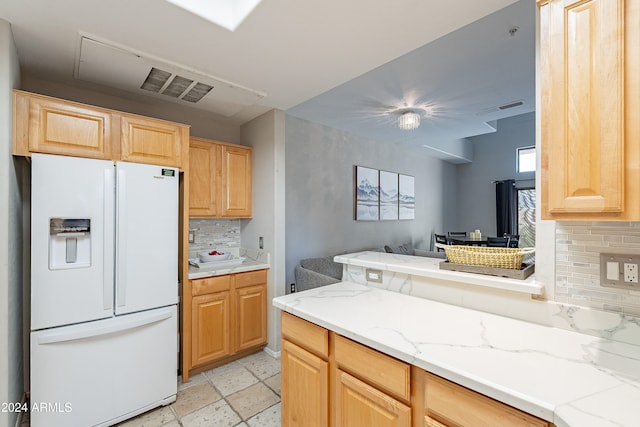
left=191, top=291, right=231, bottom=366
left=417, top=370, right=552, bottom=427
left=280, top=313, right=554, bottom=427
left=334, top=369, right=411, bottom=427
left=281, top=339, right=329, bottom=427
left=236, top=284, right=267, bottom=351
left=183, top=269, right=268, bottom=382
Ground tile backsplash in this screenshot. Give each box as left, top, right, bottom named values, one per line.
left=556, top=222, right=640, bottom=317
left=188, top=218, right=241, bottom=257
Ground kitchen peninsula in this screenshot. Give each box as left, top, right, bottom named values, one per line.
left=273, top=252, right=640, bottom=427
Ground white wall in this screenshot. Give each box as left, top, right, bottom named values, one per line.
left=456, top=112, right=536, bottom=237
left=240, top=110, right=286, bottom=354
left=0, top=18, right=23, bottom=427
left=285, top=115, right=457, bottom=286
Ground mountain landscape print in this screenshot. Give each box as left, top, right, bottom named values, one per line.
left=379, top=171, right=399, bottom=220
left=399, top=174, right=415, bottom=219
left=355, top=166, right=415, bottom=221
left=355, top=166, right=379, bottom=220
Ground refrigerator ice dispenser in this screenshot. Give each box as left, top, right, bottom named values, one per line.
left=49, top=218, right=91, bottom=270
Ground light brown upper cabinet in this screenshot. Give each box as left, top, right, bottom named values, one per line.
left=189, top=138, right=219, bottom=216
left=13, top=90, right=113, bottom=160
left=221, top=144, right=253, bottom=218
left=119, top=114, right=188, bottom=168
left=13, top=90, right=189, bottom=169
left=538, top=0, right=640, bottom=220
left=189, top=137, right=253, bottom=218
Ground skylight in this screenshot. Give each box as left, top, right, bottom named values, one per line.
left=163, top=0, right=263, bottom=31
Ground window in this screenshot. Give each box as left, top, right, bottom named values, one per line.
left=517, top=146, right=536, bottom=173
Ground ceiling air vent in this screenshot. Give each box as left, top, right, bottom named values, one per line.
left=474, top=100, right=527, bottom=117
left=76, top=36, right=265, bottom=117
left=498, top=100, right=524, bottom=110
left=141, top=68, right=214, bottom=103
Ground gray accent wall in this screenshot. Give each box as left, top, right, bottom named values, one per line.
left=1, top=19, right=23, bottom=427
left=285, top=115, right=457, bottom=286
left=456, top=112, right=536, bottom=237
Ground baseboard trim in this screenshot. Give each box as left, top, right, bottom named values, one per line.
left=263, top=346, right=281, bottom=359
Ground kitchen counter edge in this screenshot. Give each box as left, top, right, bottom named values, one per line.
left=188, top=261, right=270, bottom=279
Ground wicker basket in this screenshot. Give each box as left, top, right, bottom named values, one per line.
left=435, top=244, right=535, bottom=270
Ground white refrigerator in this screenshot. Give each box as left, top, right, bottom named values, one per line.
left=30, top=153, right=179, bottom=427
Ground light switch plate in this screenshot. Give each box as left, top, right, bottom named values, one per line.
left=600, top=253, right=640, bottom=290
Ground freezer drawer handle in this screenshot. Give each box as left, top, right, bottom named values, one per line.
left=36, top=310, right=173, bottom=345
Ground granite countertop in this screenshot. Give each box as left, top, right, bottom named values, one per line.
left=188, top=248, right=270, bottom=279
left=273, top=282, right=640, bottom=427
left=335, top=251, right=544, bottom=295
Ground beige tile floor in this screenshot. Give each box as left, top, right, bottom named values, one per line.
left=119, top=351, right=282, bottom=427
left=22, top=350, right=281, bottom=427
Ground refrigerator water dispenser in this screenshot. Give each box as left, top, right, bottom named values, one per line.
left=49, top=218, right=91, bottom=270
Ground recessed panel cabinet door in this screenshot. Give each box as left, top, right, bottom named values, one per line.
left=221, top=145, right=253, bottom=217
left=235, top=284, right=267, bottom=352
left=540, top=0, right=628, bottom=217
left=191, top=292, right=231, bottom=366
left=282, top=340, right=329, bottom=427
left=120, top=114, right=186, bottom=168
left=189, top=139, right=219, bottom=216
left=26, top=95, right=112, bottom=159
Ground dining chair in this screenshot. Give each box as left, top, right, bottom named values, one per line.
left=503, top=233, right=520, bottom=248
left=487, top=237, right=508, bottom=247
left=434, top=233, right=448, bottom=251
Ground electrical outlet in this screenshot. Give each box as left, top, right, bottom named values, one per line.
left=624, top=263, right=638, bottom=283
left=366, top=268, right=383, bottom=283
left=601, top=253, right=640, bottom=289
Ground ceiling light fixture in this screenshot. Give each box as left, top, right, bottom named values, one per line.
left=398, top=110, right=421, bottom=130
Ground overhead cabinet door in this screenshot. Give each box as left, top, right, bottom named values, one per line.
left=540, top=0, right=640, bottom=219
left=120, top=114, right=187, bottom=168
left=26, top=95, right=112, bottom=159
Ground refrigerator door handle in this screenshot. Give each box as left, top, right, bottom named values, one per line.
left=103, top=168, right=115, bottom=310
left=36, top=309, right=173, bottom=345
left=116, top=168, right=127, bottom=308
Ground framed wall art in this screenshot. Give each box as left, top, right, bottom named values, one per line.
left=355, top=166, right=379, bottom=221
left=379, top=170, right=399, bottom=220
left=399, top=174, right=415, bottom=220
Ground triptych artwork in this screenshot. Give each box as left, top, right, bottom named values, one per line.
left=354, top=166, right=415, bottom=221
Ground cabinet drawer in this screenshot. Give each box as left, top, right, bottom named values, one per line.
left=334, top=334, right=410, bottom=402
left=234, top=269, right=267, bottom=289
left=191, top=275, right=231, bottom=296
left=335, top=369, right=411, bottom=427
left=281, top=312, right=329, bottom=358
left=424, top=371, right=551, bottom=427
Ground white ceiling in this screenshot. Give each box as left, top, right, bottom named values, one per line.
left=0, top=0, right=533, bottom=160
